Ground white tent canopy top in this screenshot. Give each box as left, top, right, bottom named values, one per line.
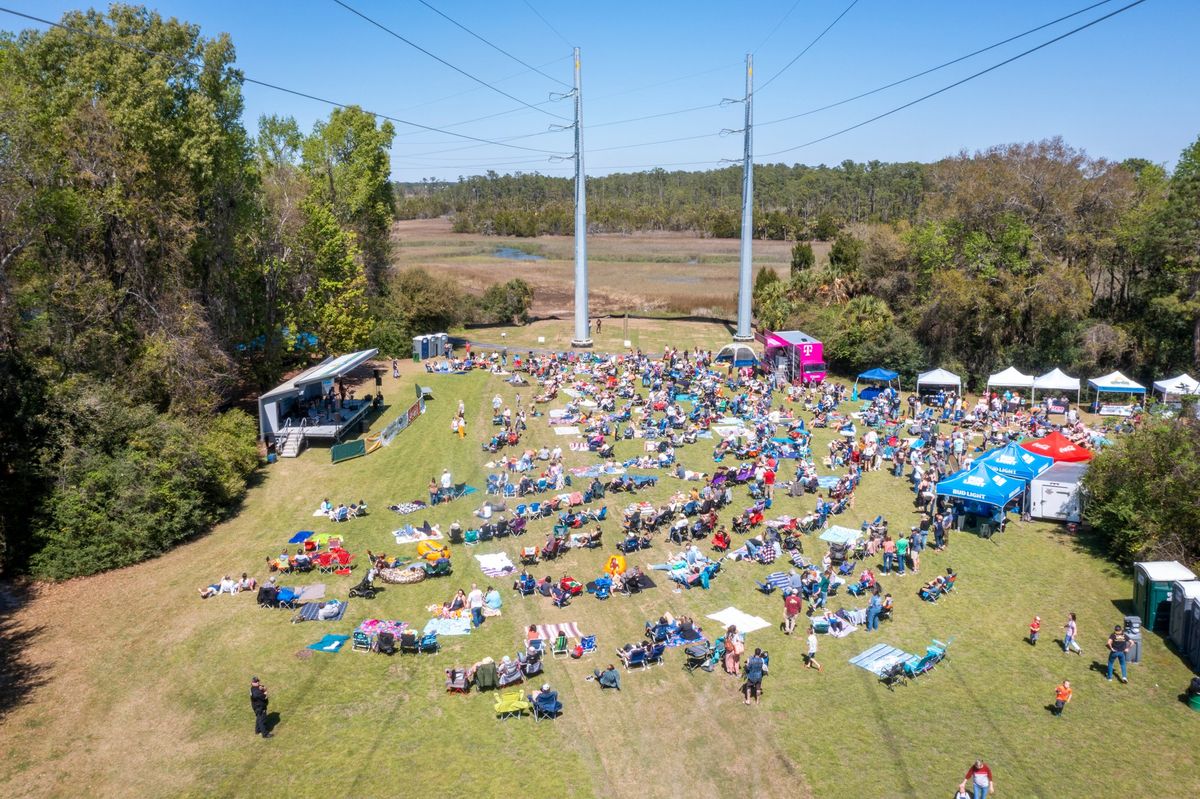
left=1033, top=368, right=1081, bottom=392
left=916, top=368, right=961, bottom=391
left=1088, top=370, right=1146, bottom=394
left=986, top=366, right=1033, bottom=389
left=1153, top=373, right=1200, bottom=397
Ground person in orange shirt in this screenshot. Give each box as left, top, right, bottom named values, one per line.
left=1029, top=615, right=1041, bottom=646
left=1053, top=679, right=1072, bottom=716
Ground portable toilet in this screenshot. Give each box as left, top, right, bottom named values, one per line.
left=1188, top=597, right=1200, bottom=668
left=412, top=335, right=427, bottom=362
left=1133, top=561, right=1197, bottom=633
left=1171, top=581, right=1200, bottom=651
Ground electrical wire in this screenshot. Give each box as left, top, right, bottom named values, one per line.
left=521, top=0, right=573, bottom=48
left=753, top=0, right=803, bottom=54
left=757, top=0, right=1149, bottom=159
left=590, top=102, right=727, bottom=130
left=0, top=6, right=570, bottom=156
left=330, top=0, right=569, bottom=121
left=414, top=0, right=570, bottom=88
left=394, top=53, right=571, bottom=115
left=757, top=0, right=861, bottom=93
left=757, top=0, right=1119, bottom=129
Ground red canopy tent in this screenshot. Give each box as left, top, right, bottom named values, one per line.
left=1020, top=431, right=1093, bottom=463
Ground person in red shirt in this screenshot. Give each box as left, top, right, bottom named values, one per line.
left=1029, top=615, right=1041, bottom=646
left=959, top=760, right=994, bottom=799
left=782, top=589, right=803, bottom=634
left=763, top=467, right=776, bottom=500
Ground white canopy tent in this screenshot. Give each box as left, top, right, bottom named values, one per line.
left=1152, top=373, right=1200, bottom=399
left=916, top=368, right=961, bottom=393
left=1032, top=368, right=1081, bottom=402
left=1088, top=371, right=1146, bottom=404
left=986, top=366, right=1033, bottom=391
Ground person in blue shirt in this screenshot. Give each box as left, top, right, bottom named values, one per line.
left=743, top=648, right=767, bottom=705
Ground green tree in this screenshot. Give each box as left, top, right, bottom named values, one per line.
left=754, top=266, right=780, bottom=294
left=1158, top=135, right=1200, bottom=369
left=296, top=201, right=371, bottom=354
left=479, top=278, right=535, bottom=325
left=790, top=241, right=815, bottom=275
left=812, top=212, right=840, bottom=241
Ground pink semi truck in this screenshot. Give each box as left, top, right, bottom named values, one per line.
left=760, top=329, right=826, bottom=385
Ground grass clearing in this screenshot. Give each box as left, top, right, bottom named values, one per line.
left=1, top=321, right=1197, bottom=799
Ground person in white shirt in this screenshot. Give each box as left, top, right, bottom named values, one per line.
left=467, top=584, right=486, bottom=627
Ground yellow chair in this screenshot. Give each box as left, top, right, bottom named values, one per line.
left=494, top=690, right=531, bottom=720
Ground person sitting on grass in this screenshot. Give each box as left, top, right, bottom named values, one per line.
left=591, top=664, right=622, bottom=690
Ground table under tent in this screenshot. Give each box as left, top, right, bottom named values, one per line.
left=935, top=462, right=1025, bottom=538
left=915, top=368, right=961, bottom=396
left=853, top=367, right=899, bottom=401
left=714, top=343, right=759, bottom=370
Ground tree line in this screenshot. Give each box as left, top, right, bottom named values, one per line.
left=0, top=6, right=527, bottom=579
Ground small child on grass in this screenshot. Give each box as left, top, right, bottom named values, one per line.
left=1029, top=615, right=1041, bottom=646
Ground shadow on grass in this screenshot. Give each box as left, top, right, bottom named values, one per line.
left=1061, top=529, right=1125, bottom=578
left=0, top=581, right=49, bottom=721
left=265, top=711, right=281, bottom=734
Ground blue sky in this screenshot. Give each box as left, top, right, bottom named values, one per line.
left=4, top=1, right=1198, bottom=179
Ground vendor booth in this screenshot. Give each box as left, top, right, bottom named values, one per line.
left=1088, top=370, right=1145, bottom=415
left=915, top=368, right=961, bottom=395
left=1032, top=368, right=1081, bottom=404
left=936, top=463, right=1025, bottom=537
left=258, top=348, right=380, bottom=449
left=1020, top=430, right=1092, bottom=463
left=854, top=367, right=899, bottom=401
left=1153, top=373, right=1199, bottom=401
left=761, top=330, right=826, bottom=384
left=986, top=366, right=1033, bottom=393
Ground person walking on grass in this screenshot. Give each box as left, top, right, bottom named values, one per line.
left=1029, top=615, right=1041, bottom=646
left=467, top=583, right=485, bottom=628
left=804, top=626, right=823, bottom=672
left=1106, top=624, right=1130, bottom=683
left=457, top=412, right=466, bottom=439
left=1052, top=679, right=1072, bottom=716
left=250, top=677, right=271, bottom=739
left=782, top=589, right=802, bottom=635
left=743, top=648, right=766, bottom=705
left=958, top=760, right=995, bottom=799
left=1063, top=612, right=1082, bottom=655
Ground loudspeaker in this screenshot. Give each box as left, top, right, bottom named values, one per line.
left=374, top=369, right=383, bottom=387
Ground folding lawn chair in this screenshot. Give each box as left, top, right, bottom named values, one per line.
left=579, top=635, right=597, bottom=655
left=352, top=631, right=372, bottom=652
left=494, top=690, right=530, bottom=720
left=551, top=633, right=570, bottom=658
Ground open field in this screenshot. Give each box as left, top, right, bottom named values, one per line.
left=2, top=320, right=1198, bottom=799
left=391, top=217, right=827, bottom=317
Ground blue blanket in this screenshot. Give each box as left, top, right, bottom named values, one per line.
left=816, top=476, right=841, bottom=489
left=307, top=634, right=349, bottom=653
left=294, top=600, right=348, bottom=623
left=422, top=617, right=472, bottom=637
left=849, top=643, right=916, bottom=675
left=289, top=530, right=313, bottom=544
left=629, top=475, right=658, bottom=487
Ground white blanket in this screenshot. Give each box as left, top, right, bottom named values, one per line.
left=474, top=552, right=516, bottom=573
left=706, top=607, right=771, bottom=634
left=554, top=426, right=581, bottom=436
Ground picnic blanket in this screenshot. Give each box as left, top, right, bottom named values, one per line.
left=474, top=552, right=517, bottom=578
left=293, top=600, right=348, bottom=623
left=706, top=607, right=771, bottom=634
left=674, top=393, right=696, bottom=403
left=393, top=526, right=443, bottom=544
left=389, top=501, right=428, bottom=515
left=288, top=530, right=314, bottom=544
left=569, top=464, right=626, bottom=478
left=312, top=508, right=330, bottom=517
left=355, top=619, right=408, bottom=639
left=306, top=634, right=349, bottom=653
left=569, top=442, right=590, bottom=451
left=562, top=388, right=583, bottom=398
left=422, top=617, right=472, bottom=637
left=757, top=571, right=792, bottom=592
left=629, top=475, right=658, bottom=487
left=816, top=475, right=841, bottom=489
left=294, top=584, right=326, bottom=603
left=849, top=643, right=916, bottom=676
left=535, top=622, right=584, bottom=641
left=819, top=525, right=861, bottom=545
left=554, top=426, right=581, bottom=436
left=631, top=573, right=657, bottom=590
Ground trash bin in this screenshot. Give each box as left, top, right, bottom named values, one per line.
left=1124, top=615, right=1142, bottom=665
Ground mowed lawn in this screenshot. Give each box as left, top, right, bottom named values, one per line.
left=2, top=329, right=1198, bottom=799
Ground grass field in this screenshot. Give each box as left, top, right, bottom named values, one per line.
left=2, top=320, right=1198, bottom=799
left=391, top=218, right=826, bottom=317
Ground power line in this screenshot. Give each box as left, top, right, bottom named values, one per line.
left=590, top=102, right=727, bottom=130
left=394, top=53, right=572, bottom=114
left=758, top=0, right=1119, bottom=129
left=0, top=6, right=570, bottom=156
left=521, top=0, right=573, bottom=49
left=757, top=0, right=1149, bottom=159
left=753, top=0, right=803, bottom=54
left=589, top=62, right=741, bottom=102
left=330, top=0, right=569, bottom=121
left=757, top=0, right=861, bottom=93
left=414, top=0, right=571, bottom=88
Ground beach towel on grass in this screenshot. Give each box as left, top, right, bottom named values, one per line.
left=389, top=501, right=427, bottom=515
left=706, top=607, right=771, bottom=635
left=849, top=643, right=915, bottom=676
left=307, top=634, right=349, bottom=653
left=475, top=552, right=516, bottom=578
left=422, top=617, right=472, bottom=637
left=288, top=530, right=314, bottom=544
left=758, top=572, right=792, bottom=591
left=393, top=526, right=443, bottom=545
left=312, top=508, right=330, bottom=517
left=554, top=426, right=581, bottom=436
left=816, top=476, right=841, bottom=489
left=293, top=600, right=348, bottom=623
left=632, top=573, right=657, bottom=590
left=535, top=622, right=584, bottom=641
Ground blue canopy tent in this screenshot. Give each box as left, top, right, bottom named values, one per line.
left=853, top=367, right=899, bottom=401
left=975, top=442, right=1053, bottom=483
left=936, top=463, right=1025, bottom=536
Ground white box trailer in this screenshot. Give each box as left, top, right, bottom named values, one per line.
left=1029, top=461, right=1088, bottom=522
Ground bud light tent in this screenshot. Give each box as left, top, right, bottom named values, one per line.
left=853, top=367, right=899, bottom=401
left=935, top=463, right=1025, bottom=508
left=975, top=442, right=1053, bottom=483
left=714, top=343, right=759, bottom=369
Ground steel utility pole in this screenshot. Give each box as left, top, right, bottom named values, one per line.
left=570, top=46, right=592, bottom=348
left=733, top=53, right=754, bottom=342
